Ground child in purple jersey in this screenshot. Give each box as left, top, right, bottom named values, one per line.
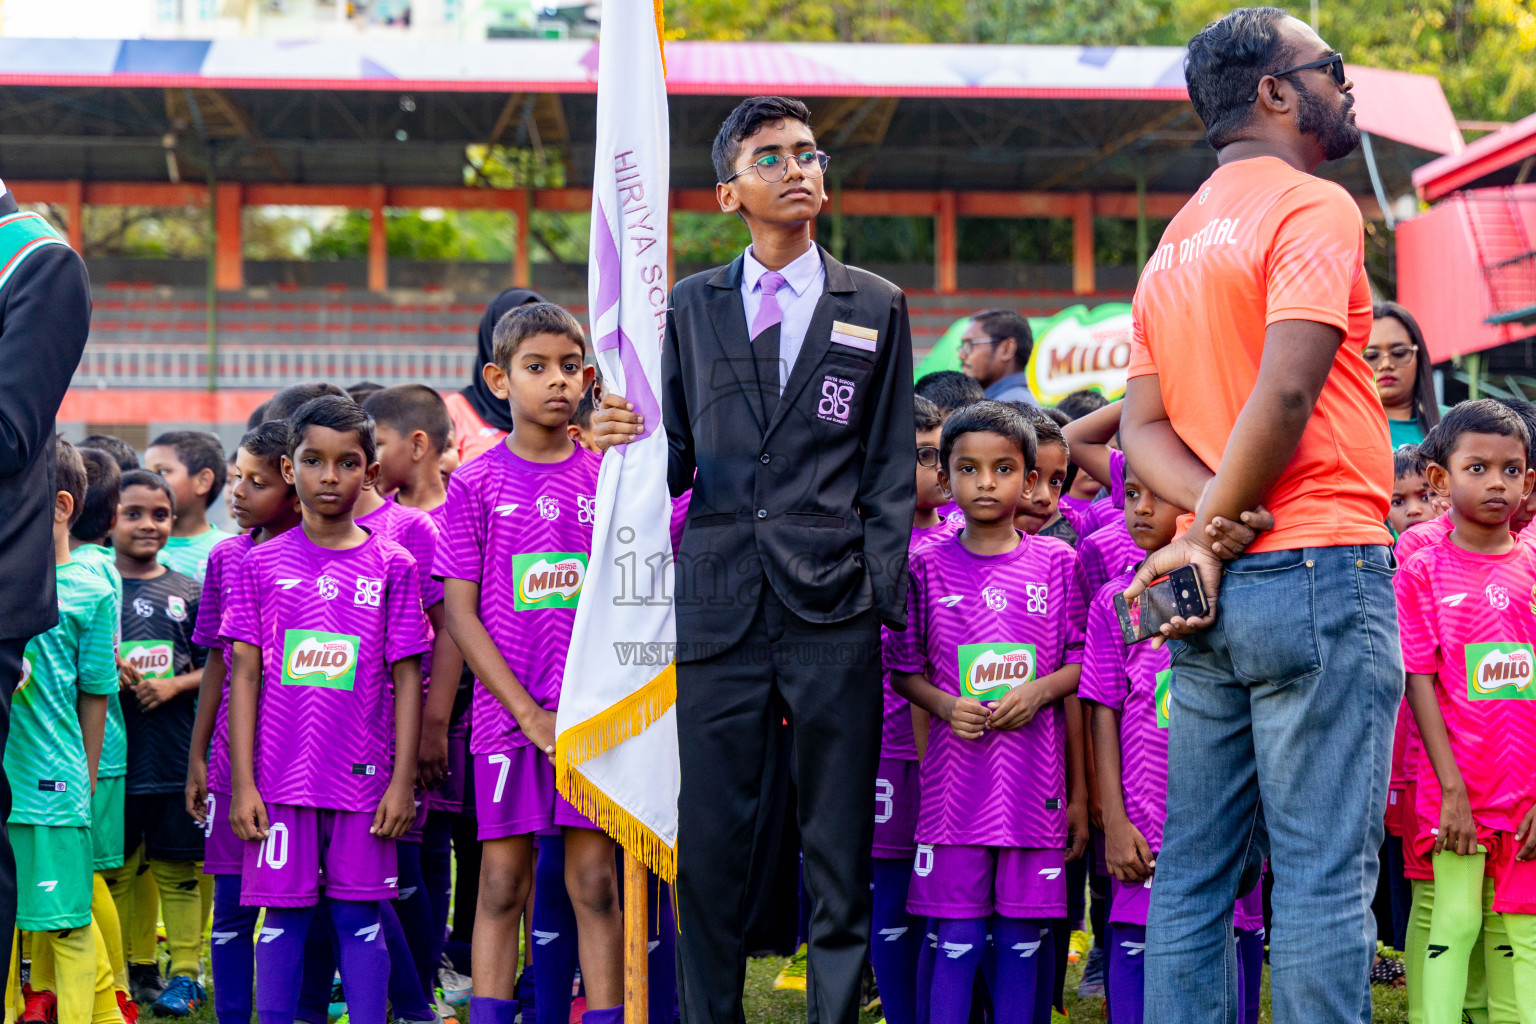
left=888, top=401, right=1090, bottom=1024
left=186, top=421, right=302, bottom=1024
left=434, top=303, right=625, bottom=1024
left=1057, top=389, right=1112, bottom=525
left=223, top=396, right=430, bottom=1024
left=870, top=395, right=953, bottom=1024
left=366, top=382, right=468, bottom=1007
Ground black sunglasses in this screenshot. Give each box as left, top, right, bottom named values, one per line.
left=1249, top=53, right=1345, bottom=102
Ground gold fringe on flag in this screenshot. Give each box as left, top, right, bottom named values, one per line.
left=556, top=662, right=678, bottom=882
left=654, top=0, right=666, bottom=76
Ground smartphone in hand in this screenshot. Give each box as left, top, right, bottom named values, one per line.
left=1114, top=564, right=1209, bottom=645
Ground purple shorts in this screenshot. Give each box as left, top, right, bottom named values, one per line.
left=240, top=803, right=399, bottom=907
left=202, top=789, right=251, bottom=876
left=473, top=745, right=596, bottom=841
left=907, top=844, right=1067, bottom=919
left=427, top=728, right=469, bottom=814
left=1110, top=874, right=1156, bottom=927
left=872, top=757, right=920, bottom=858
left=1112, top=871, right=1266, bottom=931
left=1093, top=829, right=1108, bottom=876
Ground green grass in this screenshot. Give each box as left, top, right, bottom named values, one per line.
left=122, top=946, right=1410, bottom=1024
left=742, top=952, right=1410, bottom=1024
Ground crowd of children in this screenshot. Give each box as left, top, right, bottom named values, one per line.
left=14, top=286, right=1536, bottom=1024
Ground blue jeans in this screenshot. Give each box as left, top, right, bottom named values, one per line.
left=1145, top=545, right=1401, bottom=1024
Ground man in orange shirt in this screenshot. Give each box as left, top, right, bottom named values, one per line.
left=1120, top=9, right=1399, bottom=1023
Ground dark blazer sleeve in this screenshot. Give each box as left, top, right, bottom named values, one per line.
left=662, top=295, right=695, bottom=498
left=858, top=287, right=916, bottom=630
left=0, top=245, right=91, bottom=478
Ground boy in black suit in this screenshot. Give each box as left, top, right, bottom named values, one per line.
left=595, top=96, right=916, bottom=1024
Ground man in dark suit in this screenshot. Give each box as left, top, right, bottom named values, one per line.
left=595, top=96, right=915, bottom=1024
left=0, top=186, right=94, bottom=982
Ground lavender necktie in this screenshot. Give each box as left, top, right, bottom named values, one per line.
left=751, top=271, right=785, bottom=417
left=751, top=271, right=786, bottom=339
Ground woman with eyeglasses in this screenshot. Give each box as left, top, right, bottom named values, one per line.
left=1365, top=302, right=1441, bottom=450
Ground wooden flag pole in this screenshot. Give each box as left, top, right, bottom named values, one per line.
left=624, top=850, right=650, bottom=1024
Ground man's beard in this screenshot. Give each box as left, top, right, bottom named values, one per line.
left=1295, top=79, right=1360, bottom=161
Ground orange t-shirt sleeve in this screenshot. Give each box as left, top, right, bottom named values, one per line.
left=1263, top=181, right=1362, bottom=335
left=1127, top=306, right=1156, bottom=379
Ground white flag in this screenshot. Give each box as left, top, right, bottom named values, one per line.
left=555, top=0, right=678, bottom=880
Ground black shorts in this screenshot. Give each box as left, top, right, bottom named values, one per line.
left=124, top=791, right=205, bottom=862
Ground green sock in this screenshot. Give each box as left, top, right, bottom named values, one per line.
left=1408, top=879, right=1433, bottom=1024
left=1425, top=849, right=1488, bottom=1024
left=1504, top=912, right=1536, bottom=1024
left=1479, top=881, right=1517, bottom=1024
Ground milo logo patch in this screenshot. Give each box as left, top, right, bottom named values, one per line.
left=1466, top=641, right=1536, bottom=700
left=1155, top=669, right=1172, bottom=729
left=513, top=552, right=588, bottom=611
left=122, top=640, right=175, bottom=680
left=281, top=630, right=361, bottom=690
left=957, top=643, right=1036, bottom=702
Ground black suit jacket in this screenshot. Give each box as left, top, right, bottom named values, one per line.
left=663, top=246, right=915, bottom=657
left=0, top=193, right=93, bottom=640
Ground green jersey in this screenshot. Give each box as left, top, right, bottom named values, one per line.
left=68, top=544, right=128, bottom=778
left=8, top=561, right=119, bottom=827
left=158, top=526, right=230, bottom=583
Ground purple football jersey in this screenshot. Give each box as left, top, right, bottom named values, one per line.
left=221, top=526, right=430, bottom=812
left=1079, top=568, right=1171, bottom=850
left=1078, top=520, right=1143, bottom=600
left=880, top=518, right=963, bottom=760
left=196, top=533, right=255, bottom=795
left=365, top=499, right=444, bottom=611
left=432, top=441, right=601, bottom=754
left=885, top=531, right=1090, bottom=848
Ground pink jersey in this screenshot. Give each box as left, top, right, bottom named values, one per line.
left=880, top=517, right=962, bottom=760
left=433, top=441, right=601, bottom=754
left=1079, top=568, right=1172, bottom=850
left=1395, top=515, right=1453, bottom=565
left=884, top=531, right=1089, bottom=848
left=222, top=526, right=430, bottom=812
left=196, top=533, right=255, bottom=795
left=1396, top=536, right=1536, bottom=836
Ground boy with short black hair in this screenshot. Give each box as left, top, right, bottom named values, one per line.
left=108, top=469, right=208, bottom=1017
left=1390, top=446, right=1433, bottom=539
left=868, top=393, right=954, bottom=1024
left=363, top=383, right=469, bottom=1001
left=144, top=432, right=229, bottom=582
left=888, top=400, right=1089, bottom=1024
left=67, top=446, right=140, bottom=1016
left=186, top=420, right=303, bottom=1024
left=1015, top=405, right=1078, bottom=546
left=915, top=370, right=985, bottom=416
left=9, top=439, right=123, bottom=1024
left=82, top=435, right=140, bottom=472
left=224, top=395, right=429, bottom=1024
left=260, top=382, right=348, bottom=424
left=1397, top=399, right=1536, bottom=1021
left=436, top=302, right=626, bottom=1024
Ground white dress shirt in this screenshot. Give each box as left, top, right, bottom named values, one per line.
left=741, top=244, right=826, bottom=390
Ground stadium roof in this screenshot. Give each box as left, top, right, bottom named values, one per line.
left=1414, top=109, right=1536, bottom=201
left=0, top=38, right=1459, bottom=197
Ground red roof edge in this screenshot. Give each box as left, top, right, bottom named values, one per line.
left=1414, top=111, right=1536, bottom=202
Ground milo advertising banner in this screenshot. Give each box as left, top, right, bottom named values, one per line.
left=957, top=643, right=1037, bottom=702
left=912, top=303, right=1134, bottom=405
left=121, top=640, right=175, bottom=680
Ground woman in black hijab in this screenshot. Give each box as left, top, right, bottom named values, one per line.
left=443, top=287, right=545, bottom=463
